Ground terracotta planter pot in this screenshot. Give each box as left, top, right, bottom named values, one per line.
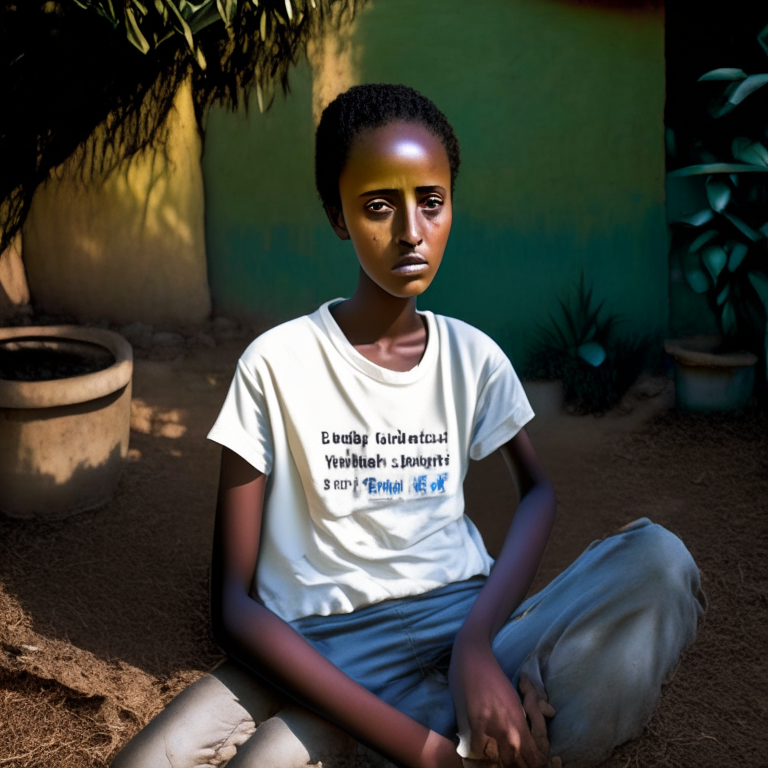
left=664, top=335, right=757, bottom=412
left=0, top=326, right=133, bottom=519
left=521, top=379, right=564, bottom=420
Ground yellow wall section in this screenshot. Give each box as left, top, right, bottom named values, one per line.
left=22, top=79, right=211, bottom=327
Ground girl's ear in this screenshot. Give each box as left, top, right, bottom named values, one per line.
left=325, top=206, right=351, bottom=241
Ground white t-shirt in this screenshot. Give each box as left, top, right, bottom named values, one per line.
left=207, top=299, right=534, bottom=622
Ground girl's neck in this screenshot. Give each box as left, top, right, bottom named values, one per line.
left=330, top=268, right=428, bottom=371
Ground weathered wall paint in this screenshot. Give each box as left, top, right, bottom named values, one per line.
left=202, top=0, right=667, bottom=365
left=23, top=79, right=211, bottom=327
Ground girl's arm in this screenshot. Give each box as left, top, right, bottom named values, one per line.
left=210, top=447, right=462, bottom=768
left=448, top=428, right=557, bottom=768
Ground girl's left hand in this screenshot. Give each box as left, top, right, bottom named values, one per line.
left=450, top=638, right=550, bottom=767
left=449, top=639, right=556, bottom=768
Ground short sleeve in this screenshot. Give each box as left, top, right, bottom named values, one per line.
left=207, top=358, right=274, bottom=474
left=469, top=356, right=535, bottom=461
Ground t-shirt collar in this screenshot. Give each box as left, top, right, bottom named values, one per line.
left=317, top=299, right=438, bottom=385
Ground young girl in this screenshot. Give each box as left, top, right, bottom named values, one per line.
left=112, top=84, right=705, bottom=768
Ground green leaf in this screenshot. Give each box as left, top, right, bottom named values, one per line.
left=689, top=229, right=719, bottom=253
left=721, top=300, right=738, bottom=336
left=698, top=68, right=747, bottom=81
left=732, top=137, right=768, bottom=166
left=125, top=6, right=150, bottom=53
left=759, top=23, right=768, bottom=56
left=682, top=251, right=710, bottom=293
left=728, top=241, right=749, bottom=271
left=675, top=208, right=714, bottom=227
left=667, top=163, right=768, bottom=177
left=748, top=271, right=768, bottom=308
left=717, top=284, right=730, bottom=305
left=577, top=342, right=606, bottom=367
left=215, top=0, right=237, bottom=26
left=730, top=174, right=739, bottom=186
left=164, top=0, right=195, bottom=50
left=260, top=9, right=267, bottom=40
left=728, top=73, right=768, bottom=106
left=557, top=297, right=579, bottom=347
left=701, top=244, right=728, bottom=281
left=133, top=0, right=149, bottom=14
left=284, top=0, right=293, bottom=21
left=723, top=212, right=761, bottom=241
left=256, top=82, right=265, bottom=113
left=665, top=127, right=676, bottom=157
left=705, top=176, right=731, bottom=212
left=195, top=43, right=207, bottom=69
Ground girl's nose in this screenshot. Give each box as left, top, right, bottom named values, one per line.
left=396, top=204, right=423, bottom=248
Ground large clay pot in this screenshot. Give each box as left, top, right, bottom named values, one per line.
left=664, top=335, right=757, bottom=412
left=0, top=326, right=132, bottom=519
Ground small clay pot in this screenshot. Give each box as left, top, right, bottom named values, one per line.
left=0, top=326, right=133, bottom=519
left=664, top=335, right=757, bottom=412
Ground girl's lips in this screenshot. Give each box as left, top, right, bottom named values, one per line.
left=392, top=254, right=428, bottom=274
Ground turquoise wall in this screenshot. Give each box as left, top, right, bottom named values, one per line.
left=202, top=0, right=667, bottom=367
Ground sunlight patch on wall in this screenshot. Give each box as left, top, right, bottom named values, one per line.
left=307, top=2, right=365, bottom=126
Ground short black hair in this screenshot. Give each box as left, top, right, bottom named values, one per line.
left=314, top=83, right=461, bottom=211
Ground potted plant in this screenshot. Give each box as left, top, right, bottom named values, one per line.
left=665, top=23, right=768, bottom=411
left=523, top=274, right=647, bottom=416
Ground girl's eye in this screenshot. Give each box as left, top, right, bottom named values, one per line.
left=367, top=201, right=391, bottom=214
left=423, top=196, right=443, bottom=210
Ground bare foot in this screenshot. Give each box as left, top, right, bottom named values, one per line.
left=519, top=673, right=557, bottom=767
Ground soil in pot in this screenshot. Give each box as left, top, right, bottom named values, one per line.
left=0, top=338, right=115, bottom=381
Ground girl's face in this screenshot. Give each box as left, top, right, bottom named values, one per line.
left=329, top=120, right=453, bottom=299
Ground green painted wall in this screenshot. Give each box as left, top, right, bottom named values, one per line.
left=202, top=0, right=667, bottom=367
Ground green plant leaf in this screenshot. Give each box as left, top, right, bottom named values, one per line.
left=723, top=212, right=761, bottom=241
left=701, top=244, right=728, bottom=281
left=698, top=68, right=747, bottom=81
left=675, top=208, right=714, bottom=226
left=165, top=0, right=195, bottom=51
left=667, top=163, right=768, bottom=177
left=721, top=300, right=738, bottom=336
left=125, top=6, right=150, bottom=53
left=759, top=23, right=768, bottom=56
left=717, top=284, right=730, bottom=305
left=732, top=137, right=768, bottom=166
left=557, top=297, right=579, bottom=347
left=689, top=229, right=719, bottom=252
left=728, top=73, right=768, bottom=106
left=577, top=342, right=606, bottom=367
left=665, top=127, right=676, bottom=157
left=681, top=251, right=710, bottom=293
left=730, top=173, right=739, bottom=186
left=748, top=271, right=768, bottom=308
left=705, top=176, right=731, bottom=212
left=728, top=241, right=749, bottom=270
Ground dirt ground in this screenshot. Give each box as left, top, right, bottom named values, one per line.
left=1, top=328, right=766, bottom=768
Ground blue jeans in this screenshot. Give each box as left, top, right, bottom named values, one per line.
left=111, top=519, right=705, bottom=768
left=291, top=518, right=705, bottom=766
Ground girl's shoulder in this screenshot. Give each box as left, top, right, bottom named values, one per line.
left=430, top=312, right=509, bottom=368
left=237, top=309, right=325, bottom=367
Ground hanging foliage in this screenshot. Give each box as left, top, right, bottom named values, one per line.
left=0, top=0, right=362, bottom=255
